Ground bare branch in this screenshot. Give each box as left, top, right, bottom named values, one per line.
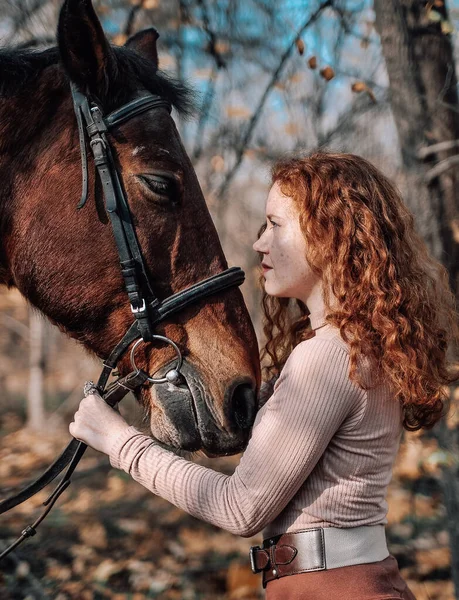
left=196, top=0, right=226, bottom=70
left=425, top=154, right=459, bottom=182
left=318, top=94, right=389, bottom=148
left=215, top=0, right=333, bottom=199
left=15, top=36, right=54, bottom=49
left=192, top=67, right=218, bottom=161
left=418, top=139, right=459, bottom=159
left=0, top=313, right=29, bottom=340
left=3, top=0, right=48, bottom=45
left=123, top=0, right=147, bottom=37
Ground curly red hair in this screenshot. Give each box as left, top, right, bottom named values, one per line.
left=260, top=152, right=459, bottom=431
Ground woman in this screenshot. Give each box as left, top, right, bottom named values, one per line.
left=71, top=152, right=459, bottom=598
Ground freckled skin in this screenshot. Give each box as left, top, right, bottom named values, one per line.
left=253, top=182, right=326, bottom=313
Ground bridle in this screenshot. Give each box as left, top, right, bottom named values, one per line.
left=0, top=84, right=246, bottom=559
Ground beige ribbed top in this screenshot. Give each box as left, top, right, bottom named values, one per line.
left=109, top=308, right=403, bottom=539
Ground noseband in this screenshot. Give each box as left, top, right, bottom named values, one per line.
left=0, top=85, right=246, bottom=559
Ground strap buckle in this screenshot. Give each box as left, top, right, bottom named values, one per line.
left=249, top=545, right=270, bottom=574
left=131, top=299, right=146, bottom=314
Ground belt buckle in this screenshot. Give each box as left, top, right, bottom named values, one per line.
left=249, top=545, right=263, bottom=574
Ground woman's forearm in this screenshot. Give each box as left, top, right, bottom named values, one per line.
left=108, top=339, right=362, bottom=538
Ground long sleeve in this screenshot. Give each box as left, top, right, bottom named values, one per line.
left=109, top=338, right=364, bottom=537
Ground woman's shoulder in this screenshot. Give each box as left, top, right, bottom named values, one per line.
left=279, top=336, right=352, bottom=386
left=289, top=331, right=350, bottom=365
left=265, top=334, right=366, bottom=417
left=289, top=329, right=380, bottom=392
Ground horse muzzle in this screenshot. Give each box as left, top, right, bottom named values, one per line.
left=145, top=359, right=257, bottom=454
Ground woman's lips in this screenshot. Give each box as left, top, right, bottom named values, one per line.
left=261, top=263, right=273, bottom=273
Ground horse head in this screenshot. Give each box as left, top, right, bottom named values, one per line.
left=0, top=0, right=261, bottom=455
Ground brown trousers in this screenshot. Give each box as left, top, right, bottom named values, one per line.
left=265, top=555, right=417, bottom=600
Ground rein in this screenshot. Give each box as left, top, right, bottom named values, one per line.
left=0, top=85, right=245, bottom=560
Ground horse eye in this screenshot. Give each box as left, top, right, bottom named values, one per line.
left=138, top=174, right=178, bottom=202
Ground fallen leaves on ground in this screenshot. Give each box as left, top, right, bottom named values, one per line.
left=0, top=420, right=454, bottom=599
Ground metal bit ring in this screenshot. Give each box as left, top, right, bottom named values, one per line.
left=130, top=336, right=183, bottom=384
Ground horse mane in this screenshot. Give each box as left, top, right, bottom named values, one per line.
left=0, top=45, right=197, bottom=116
left=0, top=47, right=58, bottom=96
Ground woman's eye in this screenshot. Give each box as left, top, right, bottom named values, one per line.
left=268, top=218, right=278, bottom=228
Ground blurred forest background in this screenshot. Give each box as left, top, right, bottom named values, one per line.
left=1, top=0, right=459, bottom=598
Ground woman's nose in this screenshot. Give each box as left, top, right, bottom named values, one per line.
left=253, top=231, right=267, bottom=253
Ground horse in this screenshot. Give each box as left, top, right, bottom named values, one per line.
left=0, top=0, right=261, bottom=458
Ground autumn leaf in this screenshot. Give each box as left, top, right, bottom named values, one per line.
left=226, top=106, right=251, bottom=119
left=284, top=123, right=299, bottom=135
left=351, top=81, right=367, bottom=93
left=193, top=68, right=214, bottom=79
left=79, top=522, right=108, bottom=549
left=144, top=0, right=159, bottom=8
left=360, top=38, right=370, bottom=49
left=351, top=81, right=376, bottom=103
left=226, top=560, right=260, bottom=598
left=296, top=39, right=305, bottom=56
left=308, top=56, right=317, bottom=69
left=320, top=66, right=335, bottom=81
left=214, top=41, right=230, bottom=55
left=416, top=548, right=451, bottom=576
left=387, top=488, right=412, bottom=524
left=211, top=155, right=225, bottom=172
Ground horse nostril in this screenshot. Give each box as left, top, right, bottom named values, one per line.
left=230, top=384, right=257, bottom=430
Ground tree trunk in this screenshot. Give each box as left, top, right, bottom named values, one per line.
left=27, top=308, right=45, bottom=430
left=374, top=0, right=459, bottom=284
left=373, top=0, right=459, bottom=594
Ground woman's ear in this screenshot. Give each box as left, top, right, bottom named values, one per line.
left=125, top=28, right=160, bottom=69
left=57, top=0, right=117, bottom=97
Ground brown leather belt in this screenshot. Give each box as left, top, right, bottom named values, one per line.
left=249, top=526, right=389, bottom=588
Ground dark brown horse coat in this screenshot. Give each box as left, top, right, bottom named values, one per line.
left=0, top=0, right=260, bottom=455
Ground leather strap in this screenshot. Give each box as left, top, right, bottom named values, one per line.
left=96, top=266, right=245, bottom=391
left=0, top=85, right=247, bottom=561
left=250, top=526, right=389, bottom=588
left=0, top=439, right=80, bottom=515
left=106, top=96, right=171, bottom=127
left=0, top=368, right=152, bottom=561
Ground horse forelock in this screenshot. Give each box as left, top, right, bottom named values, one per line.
left=0, top=45, right=197, bottom=115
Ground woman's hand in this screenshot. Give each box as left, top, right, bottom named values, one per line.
left=69, top=394, right=131, bottom=455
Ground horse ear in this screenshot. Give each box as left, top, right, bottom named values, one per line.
left=57, top=0, right=116, bottom=96
left=125, top=28, right=159, bottom=68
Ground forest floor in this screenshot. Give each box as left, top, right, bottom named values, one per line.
left=0, top=409, right=455, bottom=600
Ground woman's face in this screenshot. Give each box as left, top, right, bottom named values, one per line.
left=253, top=182, right=321, bottom=302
